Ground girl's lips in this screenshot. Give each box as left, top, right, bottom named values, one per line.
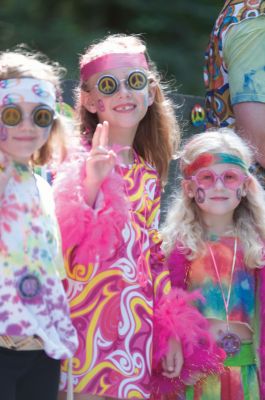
left=210, top=197, right=229, bottom=200
left=113, top=104, right=136, bottom=112
left=13, top=137, right=36, bottom=141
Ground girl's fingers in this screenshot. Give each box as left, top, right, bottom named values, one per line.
left=87, top=154, right=112, bottom=162
left=99, top=121, right=109, bottom=148
left=91, top=123, right=102, bottom=149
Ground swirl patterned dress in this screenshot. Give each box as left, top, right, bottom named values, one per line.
left=55, top=152, right=170, bottom=398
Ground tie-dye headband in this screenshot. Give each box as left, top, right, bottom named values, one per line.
left=0, top=78, right=56, bottom=109
left=183, top=152, right=248, bottom=177
left=80, top=53, right=149, bottom=81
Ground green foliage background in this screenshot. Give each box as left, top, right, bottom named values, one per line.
left=0, top=0, right=221, bottom=95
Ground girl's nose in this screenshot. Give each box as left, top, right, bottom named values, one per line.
left=118, top=81, right=131, bottom=96
left=19, top=114, right=34, bottom=130
left=215, top=176, right=225, bottom=189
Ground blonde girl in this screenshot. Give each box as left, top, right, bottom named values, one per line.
left=161, top=129, right=265, bottom=399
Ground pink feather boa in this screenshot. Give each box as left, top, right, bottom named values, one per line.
left=152, top=288, right=225, bottom=395
left=259, top=266, right=265, bottom=398
left=53, top=151, right=129, bottom=266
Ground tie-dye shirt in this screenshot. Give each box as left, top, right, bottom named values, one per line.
left=187, top=237, right=255, bottom=330
left=0, top=162, right=78, bottom=359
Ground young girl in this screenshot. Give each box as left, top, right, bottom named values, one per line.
left=0, top=49, right=78, bottom=400
left=53, top=34, right=223, bottom=400
left=161, top=129, right=265, bottom=399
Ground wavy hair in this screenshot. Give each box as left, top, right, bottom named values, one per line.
left=76, top=34, right=179, bottom=184
left=0, top=46, right=67, bottom=165
left=161, top=128, right=265, bottom=268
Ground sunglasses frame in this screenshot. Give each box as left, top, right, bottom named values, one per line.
left=1, top=104, right=56, bottom=128
left=95, top=69, right=148, bottom=96
left=188, top=168, right=248, bottom=190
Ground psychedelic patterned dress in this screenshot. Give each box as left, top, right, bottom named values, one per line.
left=168, top=236, right=263, bottom=400
left=0, top=163, right=78, bottom=359
left=55, top=152, right=170, bottom=398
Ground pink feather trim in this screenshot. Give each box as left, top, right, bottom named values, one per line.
left=166, top=246, right=190, bottom=289
left=152, top=288, right=225, bottom=394
left=53, top=151, right=129, bottom=266
left=259, top=266, right=265, bottom=398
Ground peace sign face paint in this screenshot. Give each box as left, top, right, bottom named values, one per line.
left=84, top=66, right=155, bottom=136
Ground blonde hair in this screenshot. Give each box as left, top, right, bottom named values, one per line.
left=77, top=34, right=179, bottom=183
left=0, top=46, right=67, bottom=165
left=162, top=128, right=265, bottom=268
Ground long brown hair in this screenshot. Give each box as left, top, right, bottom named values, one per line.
left=77, top=34, right=180, bottom=183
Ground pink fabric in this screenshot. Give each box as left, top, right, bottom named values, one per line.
left=152, top=288, right=225, bottom=394
left=80, top=53, right=149, bottom=81
left=165, top=244, right=265, bottom=399
left=53, top=151, right=129, bottom=266
left=166, top=246, right=190, bottom=289
left=56, top=151, right=170, bottom=397
left=259, top=266, right=265, bottom=398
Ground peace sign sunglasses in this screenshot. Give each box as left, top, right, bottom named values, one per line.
left=92, top=70, right=148, bottom=96
left=1, top=104, right=56, bottom=128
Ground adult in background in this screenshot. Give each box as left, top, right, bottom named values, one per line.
left=204, top=0, right=265, bottom=183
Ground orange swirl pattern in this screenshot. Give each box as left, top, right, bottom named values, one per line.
left=60, top=154, right=169, bottom=398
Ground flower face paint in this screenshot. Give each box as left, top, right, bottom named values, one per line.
left=188, top=163, right=247, bottom=219
left=97, top=99, right=105, bottom=112
left=195, top=187, right=206, bottom=203
left=0, top=124, right=8, bottom=141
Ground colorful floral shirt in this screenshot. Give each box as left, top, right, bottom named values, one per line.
left=187, top=237, right=255, bottom=330
left=0, top=163, right=78, bottom=359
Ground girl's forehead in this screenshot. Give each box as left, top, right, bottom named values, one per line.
left=89, top=66, right=147, bottom=83
left=0, top=101, right=48, bottom=112
left=198, top=163, right=243, bottom=173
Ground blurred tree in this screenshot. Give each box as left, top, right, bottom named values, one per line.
left=0, top=0, right=221, bottom=95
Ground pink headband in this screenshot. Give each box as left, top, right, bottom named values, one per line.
left=80, top=53, right=149, bottom=81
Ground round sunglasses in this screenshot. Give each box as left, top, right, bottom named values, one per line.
left=94, top=70, right=148, bottom=96
left=189, top=168, right=248, bottom=190
left=1, top=104, right=56, bottom=128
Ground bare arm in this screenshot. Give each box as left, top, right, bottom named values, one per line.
left=234, top=102, right=265, bottom=167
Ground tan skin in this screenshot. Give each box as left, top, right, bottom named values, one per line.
left=234, top=102, right=265, bottom=168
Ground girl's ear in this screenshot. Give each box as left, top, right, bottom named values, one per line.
left=182, top=179, right=194, bottom=198
left=147, top=82, right=156, bottom=106
left=81, top=90, right=97, bottom=114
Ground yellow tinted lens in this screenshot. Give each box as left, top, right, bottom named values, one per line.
left=128, top=71, right=147, bottom=90
left=1, top=106, right=22, bottom=126
left=97, top=76, right=117, bottom=95
left=33, top=107, right=53, bottom=127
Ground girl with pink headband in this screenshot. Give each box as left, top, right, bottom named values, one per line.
left=53, top=34, right=223, bottom=400
left=158, top=129, right=265, bottom=399
left=0, top=48, right=78, bottom=400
